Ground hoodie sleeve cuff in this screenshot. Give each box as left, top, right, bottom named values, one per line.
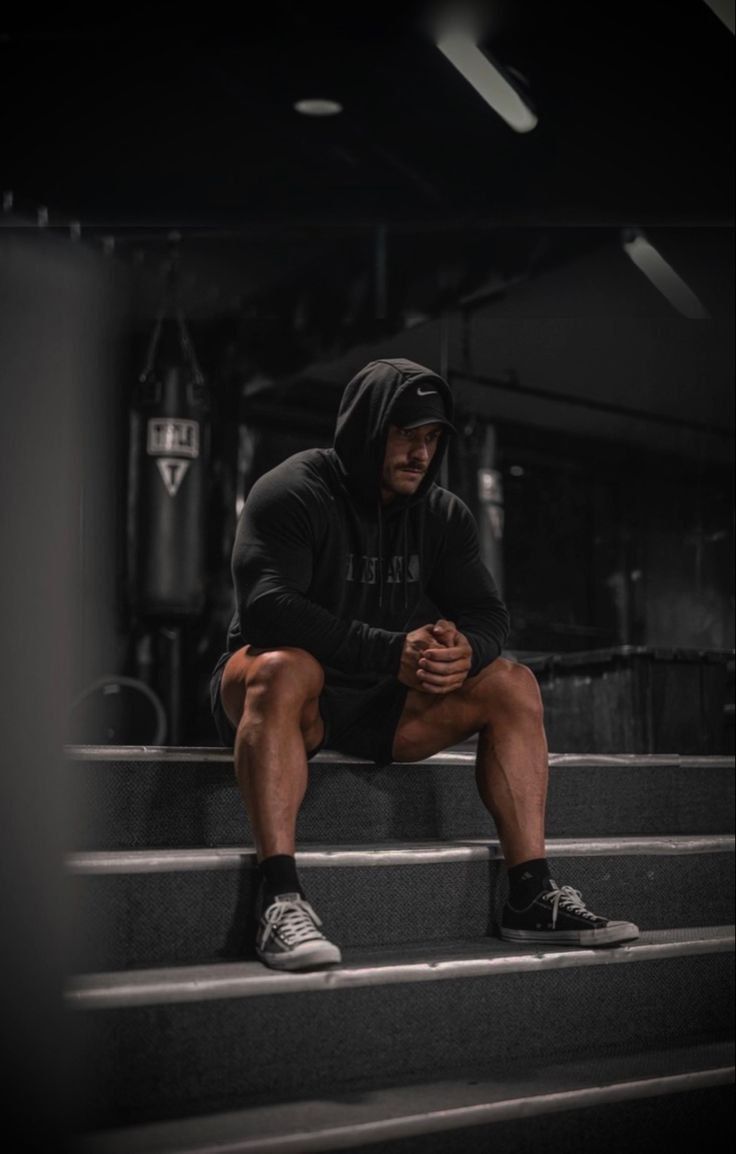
left=468, top=636, right=502, bottom=679
left=389, top=632, right=407, bottom=678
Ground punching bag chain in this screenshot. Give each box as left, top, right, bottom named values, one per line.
left=139, top=251, right=205, bottom=395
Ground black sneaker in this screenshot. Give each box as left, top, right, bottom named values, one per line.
left=255, top=893, right=342, bottom=970
left=500, top=879, right=640, bottom=947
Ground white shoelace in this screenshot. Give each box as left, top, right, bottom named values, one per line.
left=261, top=897, right=325, bottom=947
left=542, top=884, right=601, bottom=927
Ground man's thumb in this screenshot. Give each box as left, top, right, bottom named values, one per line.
left=432, top=620, right=457, bottom=644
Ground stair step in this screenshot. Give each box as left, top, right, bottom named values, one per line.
left=65, top=747, right=736, bottom=849
left=65, top=745, right=736, bottom=1144
left=67, top=928, right=733, bottom=1127
left=67, top=926, right=735, bottom=1007
left=67, top=836, right=735, bottom=970
left=74, top=1040, right=734, bottom=1154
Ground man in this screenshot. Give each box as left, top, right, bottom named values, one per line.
left=210, top=358, right=639, bottom=970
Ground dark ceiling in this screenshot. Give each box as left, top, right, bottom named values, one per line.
left=2, top=2, right=733, bottom=394
left=4, top=2, right=733, bottom=227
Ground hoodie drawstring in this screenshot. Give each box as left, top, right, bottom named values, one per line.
left=402, top=509, right=408, bottom=609
left=377, top=501, right=385, bottom=609
left=377, top=503, right=412, bottom=612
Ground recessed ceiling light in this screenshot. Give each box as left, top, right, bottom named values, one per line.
left=294, top=98, right=343, bottom=117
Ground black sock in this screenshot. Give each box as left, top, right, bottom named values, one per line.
left=507, top=857, right=554, bottom=907
left=258, top=854, right=304, bottom=907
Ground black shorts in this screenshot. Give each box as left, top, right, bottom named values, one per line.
left=209, top=651, right=410, bottom=769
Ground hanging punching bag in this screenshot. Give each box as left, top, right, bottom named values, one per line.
left=128, top=297, right=211, bottom=621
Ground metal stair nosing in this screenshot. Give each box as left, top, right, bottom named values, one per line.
left=63, top=745, right=736, bottom=768
left=67, top=834, right=736, bottom=875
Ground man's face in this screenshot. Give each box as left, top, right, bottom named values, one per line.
left=380, top=422, right=443, bottom=504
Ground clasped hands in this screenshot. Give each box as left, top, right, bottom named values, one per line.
left=398, top=618, right=473, bottom=695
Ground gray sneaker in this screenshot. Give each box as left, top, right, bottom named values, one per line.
left=256, top=893, right=342, bottom=970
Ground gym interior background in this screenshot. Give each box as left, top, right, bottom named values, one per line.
left=1, top=3, right=733, bottom=1148
left=4, top=8, right=733, bottom=750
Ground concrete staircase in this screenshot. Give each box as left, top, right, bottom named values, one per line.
left=65, top=744, right=735, bottom=1152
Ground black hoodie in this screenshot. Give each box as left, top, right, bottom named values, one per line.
left=224, top=358, right=510, bottom=690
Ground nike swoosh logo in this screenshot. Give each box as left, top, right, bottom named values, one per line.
left=416, top=387, right=438, bottom=396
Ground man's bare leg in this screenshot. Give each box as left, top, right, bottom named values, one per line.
left=391, top=657, right=639, bottom=945
left=219, top=645, right=341, bottom=969
left=220, top=645, right=325, bottom=861
left=392, top=658, right=548, bottom=868
left=473, top=672, right=547, bottom=869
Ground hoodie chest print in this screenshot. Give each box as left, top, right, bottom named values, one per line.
left=346, top=552, right=420, bottom=585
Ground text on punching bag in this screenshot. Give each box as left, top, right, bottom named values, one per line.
left=147, top=419, right=200, bottom=460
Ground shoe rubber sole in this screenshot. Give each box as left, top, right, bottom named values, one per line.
left=500, top=921, right=640, bottom=947
left=256, top=940, right=343, bottom=971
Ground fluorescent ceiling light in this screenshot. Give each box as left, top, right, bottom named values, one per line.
left=294, top=98, right=342, bottom=117
left=436, top=31, right=537, bottom=133
left=701, top=0, right=735, bottom=33
left=622, top=231, right=710, bottom=318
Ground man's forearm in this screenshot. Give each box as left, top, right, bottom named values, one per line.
left=238, top=586, right=406, bottom=678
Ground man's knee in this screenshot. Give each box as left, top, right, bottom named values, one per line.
left=246, top=647, right=325, bottom=704
left=221, top=646, right=325, bottom=731
left=470, top=658, right=544, bottom=720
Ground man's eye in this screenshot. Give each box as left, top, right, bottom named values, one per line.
left=397, top=428, right=439, bottom=443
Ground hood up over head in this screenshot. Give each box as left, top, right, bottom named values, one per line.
left=332, top=357, right=455, bottom=507
left=331, top=358, right=456, bottom=611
